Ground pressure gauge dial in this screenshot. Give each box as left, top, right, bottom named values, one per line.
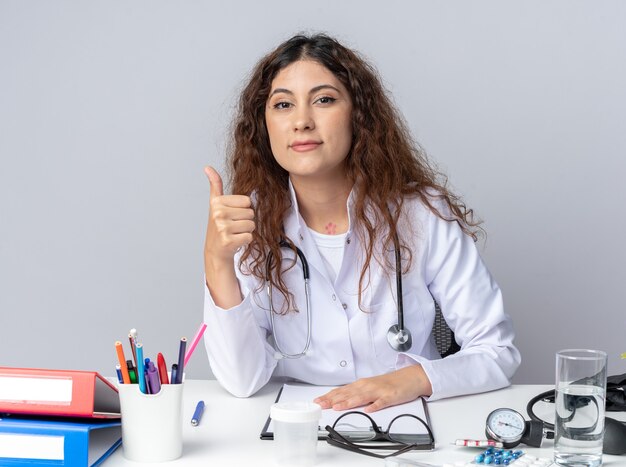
left=485, top=408, right=526, bottom=448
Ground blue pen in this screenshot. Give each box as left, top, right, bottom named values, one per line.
left=191, top=400, right=205, bottom=426
left=136, top=343, right=147, bottom=394
left=171, top=363, right=178, bottom=385
left=115, top=364, right=123, bottom=384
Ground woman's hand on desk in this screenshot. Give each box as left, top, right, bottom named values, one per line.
left=314, top=365, right=433, bottom=413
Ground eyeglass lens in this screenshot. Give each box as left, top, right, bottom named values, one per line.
left=388, top=415, right=429, bottom=444
left=333, top=413, right=379, bottom=442
left=333, top=412, right=429, bottom=444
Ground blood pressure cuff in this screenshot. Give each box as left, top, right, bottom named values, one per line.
left=607, top=373, right=626, bottom=412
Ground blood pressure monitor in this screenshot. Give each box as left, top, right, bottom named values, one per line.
left=485, top=408, right=545, bottom=448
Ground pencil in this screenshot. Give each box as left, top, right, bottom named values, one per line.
left=136, top=343, right=147, bottom=394
left=128, top=333, right=137, bottom=367
left=176, top=337, right=187, bottom=384
left=115, top=341, right=131, bottom=384
left=184, top=323, right=207, bottom=367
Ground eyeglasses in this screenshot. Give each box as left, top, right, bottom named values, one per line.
left=325, top=411, right=435, bottom=459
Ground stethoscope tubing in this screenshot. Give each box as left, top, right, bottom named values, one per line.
left=393, top=235, right=404, bottom=331
left=267, top=277, right=312, bottom=359
left=267, top=241, right=312, bottom=359
left=266, top=235, right=411, bottom=359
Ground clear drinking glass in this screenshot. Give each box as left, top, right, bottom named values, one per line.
left=554, top=349, right=607, bottom=467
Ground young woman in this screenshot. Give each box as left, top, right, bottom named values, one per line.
left=202, top=34, right=520, bottom=412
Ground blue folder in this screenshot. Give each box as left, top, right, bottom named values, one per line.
left=0, top=416, right=121, bottom=466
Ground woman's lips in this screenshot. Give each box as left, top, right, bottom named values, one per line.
left=290, top=142, right=322, bottom=152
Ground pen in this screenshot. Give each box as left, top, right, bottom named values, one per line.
left=115, top=341, right=131, bottom=384
left=146, top=361, right=161, bottom=394
left=191, top=400, right=205, bottom=426
left=157, top=352, right=169, bottom=384
left=136, top=343, right=147, bottom=394
left=175, top=337, right=187, bottom=384
left=184, top=323, right=207, bottom=366
left=171, top=363, right=178, bottom=385
left=115, top=364, right=123, bottom=384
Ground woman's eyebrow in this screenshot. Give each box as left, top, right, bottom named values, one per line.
left=268, top=84, right=342, bottom=98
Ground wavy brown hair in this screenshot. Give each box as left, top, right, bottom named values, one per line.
left=227, top=33, right=481, bottom=314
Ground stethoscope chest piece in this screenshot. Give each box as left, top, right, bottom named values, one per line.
left=387, top=324, right=412, bottom=352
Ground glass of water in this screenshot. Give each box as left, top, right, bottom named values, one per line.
left=554, top=349, right=608, bottom=467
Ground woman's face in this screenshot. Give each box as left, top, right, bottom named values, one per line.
left=265, top=60, right=353, bottom=183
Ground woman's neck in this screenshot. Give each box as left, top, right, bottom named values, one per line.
left=291, top=175, right=352, bottom=235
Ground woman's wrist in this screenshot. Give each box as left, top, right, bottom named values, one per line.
left=401, top=364, right=433, bottom=398
left=204, top=255, right=242, bottom=309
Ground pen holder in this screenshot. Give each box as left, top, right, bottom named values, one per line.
left=118, top=383, right=184, bottom=462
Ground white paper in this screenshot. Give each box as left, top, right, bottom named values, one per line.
left=0, top=433, right=64, bottom=460
left=270, top=384, right=429, bottom=435
left=88, top=427, right=122, bottom=465
left=0, top=375, right=73, bottom=405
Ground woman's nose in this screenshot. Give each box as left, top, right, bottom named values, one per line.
left=293, top=106, right=315, bottom=131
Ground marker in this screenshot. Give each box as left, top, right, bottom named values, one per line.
left=127, top=360, right=137, bottom=384
left=157, top=352, right=169, bottom=384
left=191, top=400, right=205, bottom=426
left=115, top=364, right=123, bottom=384
left=136, top=343, right=147, bottom=394
left=146, top=361, right=161, bottom=394
left=115, top=341, right=131, bottom=384
left=184, top=323, right=207, bottom=366
left=175, top=337, right=187, bottom=384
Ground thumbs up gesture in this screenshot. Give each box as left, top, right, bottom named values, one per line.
left=204, top=166, right=256, bottom=264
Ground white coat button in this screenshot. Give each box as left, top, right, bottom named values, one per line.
left=339, top=360, right=347, bottom=367
left=342, top=303, right=347, bottom=310
left=332, top=294, right=336, bottom=301
left=346, top=237, right=351, bottom=244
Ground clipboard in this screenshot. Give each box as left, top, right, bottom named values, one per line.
left=260, top=383, right=434, bottom=449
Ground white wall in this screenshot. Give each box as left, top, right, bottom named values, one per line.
left=1, top=0, right=625, bottom=384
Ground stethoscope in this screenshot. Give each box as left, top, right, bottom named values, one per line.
left=266, top=236, right=412, bottom=360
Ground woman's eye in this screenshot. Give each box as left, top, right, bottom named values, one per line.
left=316, top=96, right=336, bottom=105
left=273, top=102, right=292, bottom=110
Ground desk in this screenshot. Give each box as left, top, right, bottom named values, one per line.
left=106, top=381, right=623, bottom=466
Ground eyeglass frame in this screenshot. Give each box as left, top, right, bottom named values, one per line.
left=324, top=410, right=435, bottom=459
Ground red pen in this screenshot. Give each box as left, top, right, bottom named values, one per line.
left=157, top=352, right=169, bottom=384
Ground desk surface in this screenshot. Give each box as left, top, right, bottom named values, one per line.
left=106, top=381, right=623, bottom=466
